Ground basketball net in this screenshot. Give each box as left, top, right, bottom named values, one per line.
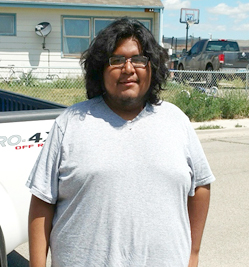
left=186, top=19, right=196, bottom=26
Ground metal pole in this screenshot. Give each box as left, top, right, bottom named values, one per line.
left=175, top=38, right=178, bottom=55
left=185, top=23, right=189, bottom=51
left=171, top=37, right=174, bottom=49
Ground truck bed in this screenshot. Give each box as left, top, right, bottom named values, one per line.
left=0, top=89, right=66, bottom=112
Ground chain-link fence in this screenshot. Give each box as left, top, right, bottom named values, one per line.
left=161, top=69, right=249, bottom=99
left=161, top=69, right=249, bottom=121
left=0, top=66, right=86, bottom=106
left=1, top=66, right=249, bottom=107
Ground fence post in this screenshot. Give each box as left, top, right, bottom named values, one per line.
left=246, top=64, right=249, bottom=91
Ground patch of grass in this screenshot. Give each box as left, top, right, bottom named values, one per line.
left=196, top=125, right=223, bottom=130
left=235, top=123, right=243, bottom=128
left=218, top=78, right=246, bottom=89
left=0, top=77, right=87, bottom=106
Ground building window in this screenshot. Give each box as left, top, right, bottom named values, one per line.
left=94, top=19, right=114, bottom=37
left=0, top=13, right=16, bottom=36
left=62, top=16, right=152, bottom=58
left=94, top=18, right=151, bottom=37
left=139, top=20, right=151, bottom=31
left=62, top=17, right=90, bottom=57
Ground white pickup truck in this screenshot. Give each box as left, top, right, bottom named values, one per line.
left=0, top=89, right=65, bottom=266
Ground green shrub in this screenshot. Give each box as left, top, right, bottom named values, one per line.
left=220, top=90, right=249, bottom=119
left=169, top=89, right=221, bottom=122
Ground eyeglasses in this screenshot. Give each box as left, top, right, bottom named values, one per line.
left=109, top=55, right=149, bottom=68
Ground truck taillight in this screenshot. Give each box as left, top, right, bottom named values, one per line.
left=219, top=54, right=225, bottom=64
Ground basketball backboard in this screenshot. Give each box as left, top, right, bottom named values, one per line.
left=180, top=8, right=199, bottom=24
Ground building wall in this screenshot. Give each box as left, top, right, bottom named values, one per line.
left=0, top=7, right=160, bottom=70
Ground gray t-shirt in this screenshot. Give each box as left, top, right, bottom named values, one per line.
left=26, top=96, right=215, bottom=267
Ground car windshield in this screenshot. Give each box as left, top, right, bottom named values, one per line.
left=205, top=41, right=239, bottom=52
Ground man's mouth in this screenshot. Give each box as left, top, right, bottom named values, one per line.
left=119, top=79, right=138, bottom=85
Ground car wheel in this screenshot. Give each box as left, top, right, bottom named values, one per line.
left=0, top=226, right=7, bottom=267
left=178, top=65, right=186, bottom=83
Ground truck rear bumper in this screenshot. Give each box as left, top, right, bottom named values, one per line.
left=221, top=68, right=248, bottom=72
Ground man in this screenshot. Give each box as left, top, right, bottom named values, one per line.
left=27, top=17, right=215, bottom=267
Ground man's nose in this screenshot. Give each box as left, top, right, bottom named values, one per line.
left=122, top=59, right=135, bottom=74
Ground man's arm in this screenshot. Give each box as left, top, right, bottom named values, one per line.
left=28, top=195, right=55, bottom=267
left=188, top=184, right=211, bottom=267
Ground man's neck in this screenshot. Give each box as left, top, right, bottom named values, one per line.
left=103, top=95, right=146, bottom=121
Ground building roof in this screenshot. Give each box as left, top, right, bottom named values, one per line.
left=0, top=0, right=164, bottom=8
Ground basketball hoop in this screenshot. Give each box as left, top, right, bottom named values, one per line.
left=180, top=8, right=200, bottom=51
left=180, top=8, right=199, bottom=25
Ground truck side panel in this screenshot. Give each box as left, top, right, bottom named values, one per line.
left=0, top=111, right=64, bottom=254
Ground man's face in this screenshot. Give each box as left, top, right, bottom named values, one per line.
left=103, top=38, right=152, bottom=112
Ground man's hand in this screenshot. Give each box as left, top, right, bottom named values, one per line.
left=188, top=251, right=199, bottom=267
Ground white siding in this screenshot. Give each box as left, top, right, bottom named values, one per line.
left=0, top=7, right=160, bottom=69
left=154, top=13, right=161, bottom=43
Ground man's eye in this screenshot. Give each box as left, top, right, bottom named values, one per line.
left=112, top=58, right=124, bottom=65
left=132, top=57, right=146, bottom=64
left=132, top=58, right=143, bottom=63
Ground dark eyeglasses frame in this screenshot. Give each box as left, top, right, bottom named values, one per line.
left=108, top=55, right=149, bottom=68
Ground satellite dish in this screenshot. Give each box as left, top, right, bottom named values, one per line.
left=35, top=22, right=52, bottom=37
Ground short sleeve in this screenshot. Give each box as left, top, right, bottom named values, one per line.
left=186, top=122, right=215, bottom=196
left=26, top=121, right=63, bottom=204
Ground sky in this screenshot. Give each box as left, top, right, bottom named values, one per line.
left=162, top=0, right=249, bottom=40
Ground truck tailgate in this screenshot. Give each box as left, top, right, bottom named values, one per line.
left=223, top=51, right=249, bottom=68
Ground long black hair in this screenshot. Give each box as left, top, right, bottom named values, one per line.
left=80, top=17, right=168, bottom=105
